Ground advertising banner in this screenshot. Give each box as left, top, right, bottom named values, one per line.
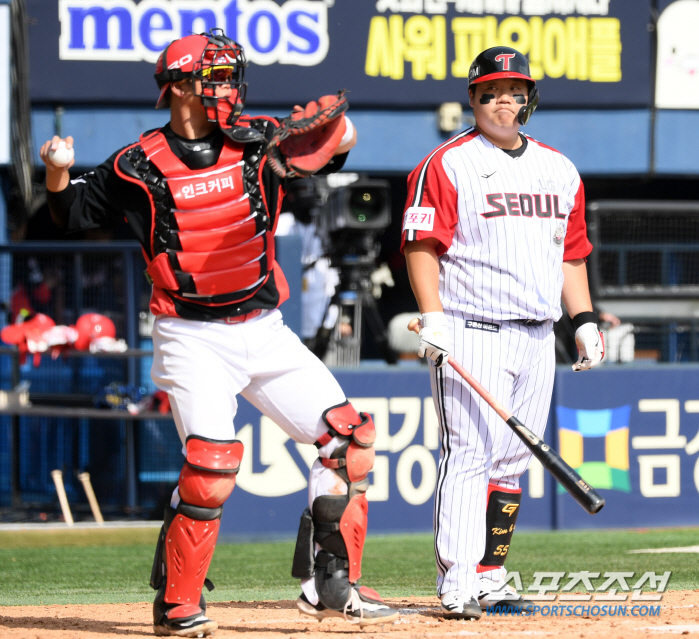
left=553, top=366, right=699, bottom=529
left=219, top=368, right=555, bottom=538
left=0, top=3, right=10, bottom=165
left=655, top=0, right=699, bottom=109
left=29, top=0, right=652, bottom=107
left=219, top=365, right=699, bottom=538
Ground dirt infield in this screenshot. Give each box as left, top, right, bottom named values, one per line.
left=1, top=592, right=698, bottom=638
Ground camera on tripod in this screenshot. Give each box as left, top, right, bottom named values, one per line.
left=284, top=174, right=397, bottom=366
left=315, top=177, right=391, bottom=264
left=285, top=174, right=391, bottom=261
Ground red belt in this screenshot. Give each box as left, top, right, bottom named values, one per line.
left=221, top=309, right=263, bottom=324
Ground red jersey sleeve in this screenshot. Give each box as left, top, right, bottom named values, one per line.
left=563, top=178, right=593, bottom=261
left=400, top=151, right=458, bottom=256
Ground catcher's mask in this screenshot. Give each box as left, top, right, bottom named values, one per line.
left=154, top=29, right=247, bottom=132
left=468, top=46, right=538, bottom=125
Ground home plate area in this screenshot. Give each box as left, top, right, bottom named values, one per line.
left=0, top=592, right=697, bottom=639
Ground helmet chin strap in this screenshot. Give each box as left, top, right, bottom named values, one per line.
left=517, top=84, right=539, bottom=126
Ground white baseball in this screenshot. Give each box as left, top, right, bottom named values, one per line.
left=48, top=140, right=74, bottom=167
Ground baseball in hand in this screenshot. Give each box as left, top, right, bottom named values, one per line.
left=48, top=140, right=74, bottom=167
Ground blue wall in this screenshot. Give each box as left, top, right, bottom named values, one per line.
left=217, top=364, right=699, bottom=538
left=30, top=107, right=699, bottom=177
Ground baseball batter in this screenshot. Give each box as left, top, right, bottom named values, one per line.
left=401, top=47, right=604, bottom=619
left=40, top=29, right=397, bottom=637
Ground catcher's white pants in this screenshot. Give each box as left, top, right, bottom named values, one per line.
left=430, top=313, right=555, bottom=598
left=152, top=311, right=349, bottom=517
left=151, top=309, right=347, bottom=447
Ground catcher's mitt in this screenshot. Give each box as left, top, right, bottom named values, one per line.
left=266, top=90, right=348, bottom=178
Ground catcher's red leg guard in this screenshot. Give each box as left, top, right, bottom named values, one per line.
left=152, top=436, right=242, bottom=637
left=477, top=483, right=522, bottom=573
left=293, top=401, right=395, bottom=623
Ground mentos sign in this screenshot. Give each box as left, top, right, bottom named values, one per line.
left=58, top=0, right=329, bottom=65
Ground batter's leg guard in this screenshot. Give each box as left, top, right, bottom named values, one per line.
left=152, top=436, right=243, bottom=637
left=293, top=401, right=398, bottom=626
left=477, top=483, right=533, bottom=612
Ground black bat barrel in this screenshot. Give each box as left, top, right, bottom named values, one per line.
left=507, top=416, right=605, bottom=515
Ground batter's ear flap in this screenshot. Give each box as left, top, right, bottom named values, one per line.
left=517, top=84, right=539, bottom=126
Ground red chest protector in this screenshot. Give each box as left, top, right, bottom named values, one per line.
left=116, top=128, right=274, bottom=307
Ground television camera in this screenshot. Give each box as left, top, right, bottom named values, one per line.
left=284, top=174, right=397, bottom=365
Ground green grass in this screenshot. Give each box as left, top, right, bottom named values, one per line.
left=0, top=527, right=697, bottom=606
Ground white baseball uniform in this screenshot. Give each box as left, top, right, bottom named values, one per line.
left=401, top=128, right=592, bottom=597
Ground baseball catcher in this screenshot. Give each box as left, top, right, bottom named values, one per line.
left=40, top=28, right=396, bottom=638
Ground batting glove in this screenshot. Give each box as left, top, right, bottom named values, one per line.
left=572, top=313, right=605, bottom=372
left=419, top=312, right=451, bottom=368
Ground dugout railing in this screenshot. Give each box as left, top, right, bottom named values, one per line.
left=587, top=200, right=699, bottom=363
left=0, top=241, right=178, bottom=521
left=0, top=238, right=302, bottom=522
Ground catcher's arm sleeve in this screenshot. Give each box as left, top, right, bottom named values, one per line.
left=46, top=184, right=76, bottom=229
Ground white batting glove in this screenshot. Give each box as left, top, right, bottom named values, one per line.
left=573, top=322, right=605, bottom=372
left=418, top=312, right=450, bottom=368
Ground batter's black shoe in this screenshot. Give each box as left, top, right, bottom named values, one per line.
left=478, top=577, right=535, bottom=612
left=297, top=586, right=399, bottom=627
left=440, top=591, right=482, bottom=620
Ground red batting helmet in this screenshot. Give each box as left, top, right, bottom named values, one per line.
left=468, top=46, right=539, bottom=125
left=154, top=28, right=247, bottom=130
left=73, top=313, right=116, bottom=351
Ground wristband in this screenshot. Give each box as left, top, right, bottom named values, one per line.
left=422, top=311, right=447, bottom=328
left=572, top=311, right=597, bottom=330
left=340, top=116, right=354, bottom=146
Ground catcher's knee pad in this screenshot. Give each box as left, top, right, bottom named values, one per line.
left=150, top=436, right=243, bottom=616
left=477, top=483, right=522, bottom=572
left=316, top=401, right=376, bottom=489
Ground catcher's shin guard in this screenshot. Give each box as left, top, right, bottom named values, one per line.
left=293, top=401, right=376, bottom=610
left=477, top=483, right=522, bottom=572
left=151, top=436, right=243, bottom=636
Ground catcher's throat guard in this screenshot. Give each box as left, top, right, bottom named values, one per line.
left=468, top=46, right=538, bottom=125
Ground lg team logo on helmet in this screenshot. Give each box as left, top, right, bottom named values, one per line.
left=58, top=0, right=329, bottom=66
left=494, top=53, right=516, bottom=70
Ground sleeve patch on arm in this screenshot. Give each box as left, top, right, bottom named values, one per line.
left=403, top=206, right=436, bottom=231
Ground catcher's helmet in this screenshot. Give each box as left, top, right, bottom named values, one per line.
left=154, top=29, right=247, bottom=131
left=468, top=46, right=539, bottom=125
left=73, top=313, right=116, bottom=351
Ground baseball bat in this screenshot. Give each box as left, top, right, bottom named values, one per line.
left=51, top=469, right=75, bottom=526
left=78, top=472, right=104, bottom=525
left=408, top=319, right=605, bottom=515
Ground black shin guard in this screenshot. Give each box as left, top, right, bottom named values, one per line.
left=291, top=508, right=315, bottom=579
left=478, top=486, right=522, bottom=571
left=311, top=494, right=353, bottom=610
left=149, top=505, right=176, bottom=590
